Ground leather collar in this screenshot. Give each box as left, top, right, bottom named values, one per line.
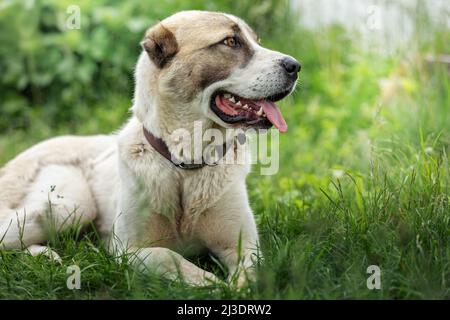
left=143, top=126, right=242, bottom=170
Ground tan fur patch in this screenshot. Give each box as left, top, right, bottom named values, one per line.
left=156, top=13, right=256, bottom=102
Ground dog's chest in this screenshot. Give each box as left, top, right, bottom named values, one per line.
left=121, top=130, right=249, bottom=246
left=147, top=166, right=229, bottom=216
left=136, top=163, right=243, bottom=244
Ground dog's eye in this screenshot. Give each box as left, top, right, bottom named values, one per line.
left=223, top=36, right=240, bottom=48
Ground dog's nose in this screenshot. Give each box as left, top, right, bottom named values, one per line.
left=281, top=57, right=301, bottom=76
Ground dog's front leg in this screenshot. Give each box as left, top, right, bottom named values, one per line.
left=195, top=181, right=261, bottom=288
left=111, top=191, right=220, bottom=286
left=110, top=220, right=220, bottom=285
left=125, top=246, right=221, bottom=286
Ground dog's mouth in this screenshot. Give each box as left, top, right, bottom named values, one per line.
left=210, top=90, right=290, bottom=133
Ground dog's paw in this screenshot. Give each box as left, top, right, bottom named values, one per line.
left=228, top=270, right=255, bottom=292
left=26, top=245, right=62, bottom=264
left=182, top=269, right=223, bottom=287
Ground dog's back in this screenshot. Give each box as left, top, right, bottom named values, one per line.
left=0, top=135, right=116, bottom=251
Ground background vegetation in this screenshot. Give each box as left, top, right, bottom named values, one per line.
left=0, top=0, right=449, bottom=299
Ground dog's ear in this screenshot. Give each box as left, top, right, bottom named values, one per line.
left=141, top=23, right=178, bottom=68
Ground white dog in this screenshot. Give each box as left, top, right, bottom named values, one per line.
left=0, top=11, right=300, bottom=286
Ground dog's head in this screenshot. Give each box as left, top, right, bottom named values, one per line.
left=134, top=11, right=300, bottom=135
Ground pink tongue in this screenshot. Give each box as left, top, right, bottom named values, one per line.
left=257, top=100, right=288, bottom=133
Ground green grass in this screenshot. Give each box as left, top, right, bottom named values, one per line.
left=0, top=2, right=449, bottom=300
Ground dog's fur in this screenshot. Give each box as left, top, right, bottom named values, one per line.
left=0, top=11, right=298, bottom=286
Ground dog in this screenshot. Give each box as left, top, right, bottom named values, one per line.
left=0, top=11, right=300, bottom=287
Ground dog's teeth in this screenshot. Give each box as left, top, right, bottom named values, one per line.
left=229, top=97, right=236, bottom=103
left=224, top=93, right=231, bottom=99
left=236, top=101, right=242, bottom=106
left=256, top=108, right=263, bottom=116
left=242, top=104, right=248, bottom=109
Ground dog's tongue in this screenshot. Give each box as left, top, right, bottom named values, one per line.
left=256, top=100, right=288, bottom=133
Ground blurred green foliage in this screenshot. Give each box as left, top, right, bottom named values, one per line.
left=0, top=0, right=294, bottom=131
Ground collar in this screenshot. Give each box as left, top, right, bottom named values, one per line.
left=143, top=126, right=242, bottom=170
